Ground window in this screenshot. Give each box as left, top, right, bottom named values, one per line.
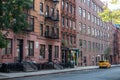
left=94, top=4, right=97, bottom=11
left=70, top=36, right=72, bottom=45
left=40, top=24, right=43, bottom=36
left=67, top=35, right=69, bottom=45
left=27, top=41, right=34, bottom=56
left=62, top=16, right=64, bottom=26
left=88, top=12, right=91, bottom=20
left=92, top=1, right=94, bottom=10
left=94, top=16, right=97, bottom=24
left=91, top=14, right=94, bottom=23
left=71, top=21, right=73, bottom=29
left=62, top=0, right=64, bottom=10
left=70, top=20, right=72, bottom=28
left=83, top=24, right=86, bottom=33
left=79, top=22, right=82, bottom=32
left=30, top=0, right=34, bottom=10
left=66, top=3, right=69, bottom=12
left=40, top=44, right=45, bottom=59
left=62, top=34, right=65, bottom=40
left=79, top=7, right=82, bottom=16
left=70, top=5, right=72, bottom=14
left=83, top=0, right=86, bottom=3
left=88, top=26, right=91, bottom=35
left=83, top=40, right=86, bottom=49
left=46, top=5, right=49, bottom=16
left=51, top=8, right=54, bottom=17
left=73, top=36, right=76, bottom=44
left=54, top=46, right=59, bottom=58
left=95, top=29, right=97, bottom=37
left=66, top=18, right=69, bottom=28
left=2, top=39, right=12, bottom=55
left=97, top=18, right=100, bottom=25
left=73, top=7, right=75, bottom=16
left=56, top=10, right=59, bottom=19
left=45, top=26, right=49, bottom=36
left=92, top=42, right=94, bottom=51
left=30, top=17, right=34, bottom=31
left=92, top=28, right=94, bottom=36
left=83, top=9, right=86, bottom=18
left=87, top=0, right=91, bottom=7
left=88, top=41, right=91, bottom=51
left=79, top=39, right=82, bottom=47
left=73, top=21, right=75, bottom=30
left=40, top=2, right=43, bottom=15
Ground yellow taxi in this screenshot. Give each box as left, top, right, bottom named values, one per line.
left=98, top=60, right=111, bottom=68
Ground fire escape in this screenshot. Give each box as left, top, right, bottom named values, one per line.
left=44, top=0, right=59, bottom=39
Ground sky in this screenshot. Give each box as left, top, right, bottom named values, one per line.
left=100, top=0, right=120, bottom=10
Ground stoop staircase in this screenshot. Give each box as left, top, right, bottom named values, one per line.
left=22, top=61, right=38, bottom=72
left=48, top=61, right=63, bottom=70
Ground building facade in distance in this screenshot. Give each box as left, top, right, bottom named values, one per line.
left=76, top=0, right=115, bottom=66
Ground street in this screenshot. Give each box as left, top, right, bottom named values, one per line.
left=7, top=67, right=120, bottom=80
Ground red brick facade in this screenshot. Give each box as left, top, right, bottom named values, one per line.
left=76, top=0, right=115, bottom=66
left=0, top=0, right=118, bottom=67
left=0, top=0, right=61, bottom=64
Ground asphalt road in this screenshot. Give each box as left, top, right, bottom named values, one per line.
left=7, top=67, right=120, bottom=80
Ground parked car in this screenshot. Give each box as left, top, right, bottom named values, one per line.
left=98, top=60, right=111, bottom=68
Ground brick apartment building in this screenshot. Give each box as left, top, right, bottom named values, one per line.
left=0, top=0, right=118, bottom=68
left=0, top=0, right=61, bottom=64
left=76, top=0, right=115, bottom=66
left=60, top=0, right=79, bottom=67
left=113, top=27, right=120, bottom=64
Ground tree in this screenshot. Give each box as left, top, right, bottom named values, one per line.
left=0, top=0, right=32, bottom=48
left=99, top=0, right=120, bottom=24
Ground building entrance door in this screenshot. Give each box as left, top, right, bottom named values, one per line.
left=48, top=45, right=52, bottom=62
left=17, top=40, right=23, bottom=63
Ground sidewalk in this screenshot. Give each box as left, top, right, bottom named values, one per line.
left=0, top=65, right=119, bottom=80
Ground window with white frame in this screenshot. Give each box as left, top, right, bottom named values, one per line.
left=83, top=40, right=86, bottom=49
left=83, top=24, right=86, bottom=33
left=91, top=14, right=94, bottom=23
left=87, top=0, right=91, bottom=7
left=88, top=26, right=91, bottom=35
left=79, top=22, right=82, bottom=32
left=91, top=27, right=94, bottom=36
left=73, top=21, right=75, bottom=30
left=27, top=41, right=34, bottom=56
left=79, top=7, right=82, bottom=16
left=88, top=12, right=91, bottom=20
left=83, top=9, right=86, bottom=18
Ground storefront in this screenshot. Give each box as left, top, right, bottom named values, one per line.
left=61, top=47, right=79, bottom=67
left=69, top=48, right=79, bottom=66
